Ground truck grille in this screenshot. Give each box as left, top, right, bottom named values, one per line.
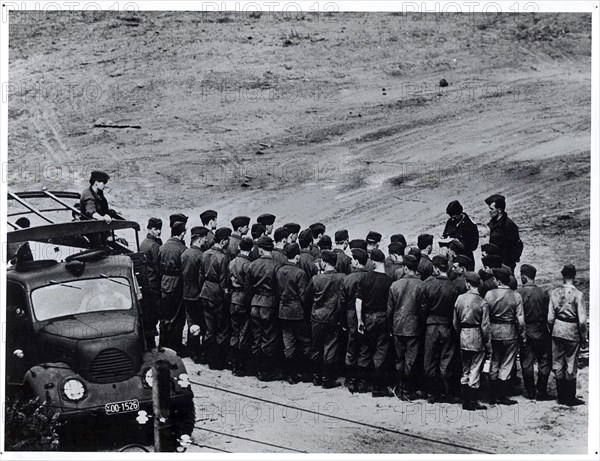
left=89, top=348, right=134, bottom=383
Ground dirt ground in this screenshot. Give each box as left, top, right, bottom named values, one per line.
left=7, top=11, right=592, bottom=454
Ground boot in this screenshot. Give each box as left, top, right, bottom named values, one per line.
left=346, top=366, right=358, bottom=393
left=488, top=379, right=498, bottom=405
left=563, top=380, right=585, bottom=407
left=535, top=374, right=553, bottom=401
left=427, top=377, right=442, bottom=404
left=393, top=378, right=405, bottom=401
left=555, top=379, right=566, bottom=404
left=356, top=367, right=370, bottom=393
left=299, top=356, right=313, bottom=383
left=441, top=378, right=461, bottom=404
left=404, top=374, right=424, bottom=400
left=462, top=386, right=477, bottom=411
left=496, top=380, right=518, bottom=406
left=312, top=361, right=323, bottom=386
left=322, top=370, right=342, bottom=389
left=523, top=374, right=537, bottom=400
left=471, top=386, right=488, bottom=410
left=371, top=370, right=392, bottom=397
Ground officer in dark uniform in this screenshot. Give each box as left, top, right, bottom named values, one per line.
left=249, top=223, right=267, bottom=262
left=417, top=234, right=434, bottom=281
left=200, top=210, right=218, bottom=250
left=140, top=217, right=163, bottom=348
left=199, top=227, right=231, bottom=370
left=309, top=223, right=326, bottom=258
left=385, top=242, right=405, bottom=279
left=229, top=237, right=254, bottom=376
left=517, top=264, right=553, bottom=400
left=80, top=171, right=118, bottom=246
left=333, top=230, right=353, bottom=275
left=273, top=227, right=290, bottom=265
left=248, top=236, right=284, bottom=381
left=298, top=228, right=319, bottom=279
left=485, top=194, right=522, bottom=272
left=257, top=213, right=276, bottom=236
left=181, top=226, right=209, bottom=363
left=158, top=221, right=187, bottom=353
left=228, top=216, right=250, bottom=261
left=284, top=223, right=301, bottom=244
left=442, top=200, right=478, bottom=271
left=306, top=250, right=345, bottom=388
left=365, top=232, right=382, bottom=271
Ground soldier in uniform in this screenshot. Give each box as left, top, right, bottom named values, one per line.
left=139, top=217, right=163, bottom=348
left=417, top=234, right=434, bottom=281
left=317, top=234, right=332, bottom=253
left=309, top=223, right=326, bottom=258
left=482, top=244, right=518, bottom=289
left=485, top=194, right=522, bottom=272
left=484, top=266, right=526, bottom=405
left=229, top=237, right=254, bottom=376
left=158, top=221, right=187, bottom=354
left=340, top=248, right=369, bottom=393
left=385, top=242, right=404, bottom=279
left=276, top=243, right=312, bottom=384
left=228, top=216, right=250, bottom=261
left=356, top=249, right=394, bottom=397
left=442, top=200, right=478, bottom=271
left=181, top=226, right=209, bottom=363
left=248, top=236, right=284, bottom=381
left=273, top=227, right=291, bottom=265
left=199, top=227, right=232, bottom=370
left=517, top=264, right=553, bottom=400
left=306, top=250, right=345, bottom=388
left=453, top=271, right=491, bottom=410
left=257, top=213, right=276, bottom=236
left=451, top=254, right=472, bottom=292
left=333, top=230, right=353, bottom=275
left=387, top=254, right=427, bottom=400
left=548, top=264, right=587, bottom=406
left=284, top=223, right=301, bottom=244
left=169, top=213, right=189, bottom=228
left=80, top=170, right=112, bottom=223
left=249, top=223, right=267, bottom=261
left=423, top=256, right=462, bottom=403
left=200, top=210, right=218, bottom=250
left=298, top=228, right=319, bottom=279
left=390, top=234, right=407, bottom=248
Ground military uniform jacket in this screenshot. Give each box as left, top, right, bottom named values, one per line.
left=418, top=254, right=434, bottom=281
left=158, top=237, right=187, bottom=293
left=276, top=262, right=309, bottom=320
left=548, top=285, right=587, bottom=342
left=388, top=274, right=427, bottom=336
left=298, top=248, right=319, bottom=279
left=199, top=247, right=229, bottom=303
left=229, top=254, right=251, bottom=307
left=140, top=234, right=162, bottom=292
left=425, top=275, right=462, bottom=325
left=309, top=243, right=321, bottom=258
left=384, top=257, right=403, bottom=279
left=227, top=233, right=242, bottom=261
left=339, top=268, right=368, bottom=312
left=517, top=283, right=550, bottom=340
left=80, top=185, right=109, bottom=218
left=334, top=249, right=353, bottom=275
left=453, top=292, right=491, bottom=352
left=487, top=213, right=522, bottom=267
left=248, top=254, right=282, bottom=308
left=442, top=212, right=479, bottom=252
left=484, top=287, right=526, bottom=342
left=272, top=248, right=288, bottom=266
left=307, top=270, right=345, bottom=325
left=181, top=245, right=204, bottom=301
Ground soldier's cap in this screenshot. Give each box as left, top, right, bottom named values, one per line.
left=478, top=269, right=494, bottom=281
left=169, top=213, right=189, bottom=227
left=321, top=250, right=337, bottom=266
left=317, top=235, right=333, bottom=250
left=390, top=233, right=407, bottom=247
left=432, top=255, right=448, bottom=270
left=147, top=217, right=162, bottom=230
left=403, top=254, right=419, bottom=271
left=256, top=236, right=274, bottom=251
left=335, top=229, right=349, bottom=243
left=417, top=234, right=434, bottom=250
left=200, top=210, right=218, bottom=224
left=251, top=223, right=266, bottom=239
left=453, top=254, right=472, bottom=268
left=349, top=239, right=367, bottom=250
left=257, top=213, right=276, bottom=226
left=231, top=216, right=250, bottom=229
left=284, top=242, right=301, bottom=259
left=89, top=170, right=110, bottom=184
left=520, top=264, right=537, bottom=279
left=351, top=248, right=368, bottom=265
left=15, top=217, right=31, bottom=228
left=561, top=264, right=576, bottom=278
left=239, top=237, right=254, bottom=252
left=485, top=194, right=506, bottom=209
left=215, top=227, right=232, bottom=242
left=191, top=226, right=209, bottom=238
left=370, top=248, right=385, bottom=263
left=481, top=243, right=501, bottom=255
left=273, top=226, right=290, bottom=243
left=493, top=266, right=512, bottom=285
left=449, top=239, right=465, bottom=254
left=284, top=222, right=301, bottom=234
left=171, top=221, right=186, bottom=236
left=446, top=200, right=463, bottom=216
left=298, top=228, right=314, bottom=246
left=388, top=242, right=405, bottom=255
left=482, top=254, right=502, bottom=269
left=309, top=222, right=326, bottom=238
left=366, top=231, right=382, bottom=244
left=408, top=247, right=422, bottom=261
left=465, top=271, right=481, bottom=286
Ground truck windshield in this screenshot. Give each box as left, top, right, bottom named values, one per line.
left=31, top=277, right=133, bottom=321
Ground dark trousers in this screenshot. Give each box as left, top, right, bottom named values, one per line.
left=281, top=318, right=311, bottom=360
left=311, top=321, right=341, bottom=375
left=345, top=310, right=362, bottom=367
left=357, top=312, right=390, bottom=372
left=394, top=335, right=420, bottom=382
left=143, top=288, right=161, bottom=347
left=184, top=299, right=205, bottom=358
left=203, top=297, right=230, bottom=350
left=251, top=306, right=280, bottom=360
left=424, top=324, right=456, bottom=379
left=160, top=288, right=185, bottom=352
left=520, top=334, right=552, bottom=379
left=230, top=304, right=252, bottom=353
left=552, top=337, right=580, bottom=381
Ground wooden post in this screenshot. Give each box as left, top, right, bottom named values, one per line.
left=152, top=360, right=171, bottom=452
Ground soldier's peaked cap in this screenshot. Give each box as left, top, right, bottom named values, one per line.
left=200, top=210, right=218, bottom=223
left=257, top=214, right=276, bottom=225
left=351, top=248, right=368, bottom=265
left=239, top=237, right=254, bottom=252
left=349, top=239, right=367, bottom=250
left=256, top=236, right=274, bottom=250
left=274, top=227, right=290, bottom=242
left=366, top=231, right=382, bottom=243
left=321, top=250, right=337, bottom=266
left=335, top=229, right=349, bottom=243
left=403, top=254, right=419, bottom=271
left=147, top=217, right=162, bottom=230
left=388, top=242, right=405, bottom=255
left=370, top=249, right=385, bottom=263
left=432, top=255, right=448, bottom=270
left=169, top=213, right=189, bottom=227
left=284, top=243, right=300, bottom=259
left=284, top=222, right=301, bottom=234
left=90, top=170, right=110, bottom=183
left=215, top=227, right=232, bottom=242
left=561, top=264, right=576, bottom=278
left=310, top=223, right=326, bottom=237
left=390, top=234, right=407, bottom=247
left=446, top=200, right=463, bottom=216
left=191, top=226, right=209, bottom=237
left=231, top=216, right=251, bottom=229
left=485, top=194, right=506, bottom=207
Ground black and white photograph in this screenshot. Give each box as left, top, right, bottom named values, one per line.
left=1, top=0, right=598, bottom=456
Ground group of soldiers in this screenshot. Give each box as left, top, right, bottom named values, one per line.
left=132, top=193, right=588, bottom=410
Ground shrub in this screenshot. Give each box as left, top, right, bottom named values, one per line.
left=5, top=397, right=62, bottom=451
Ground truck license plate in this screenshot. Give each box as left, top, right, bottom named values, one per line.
left=105, top=399, right=140, bottom=415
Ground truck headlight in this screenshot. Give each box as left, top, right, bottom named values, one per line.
left=63, top=379, right=86, bottom=401
left=144, top=368, right=153, bottom=387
